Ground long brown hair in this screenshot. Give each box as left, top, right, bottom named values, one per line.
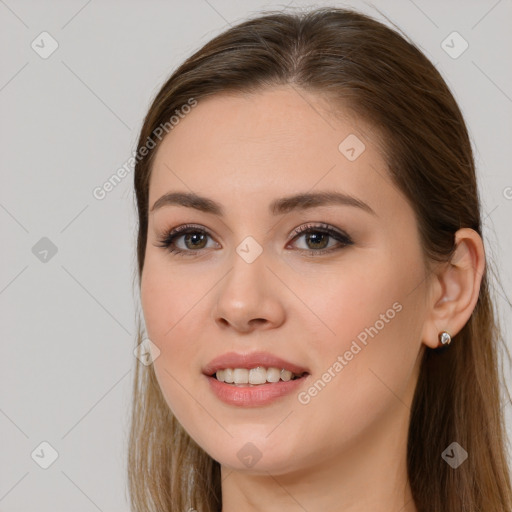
left=128, top=7, right=512, bottom=511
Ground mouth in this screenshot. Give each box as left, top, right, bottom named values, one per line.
left=205, top=367, right=310, bottom=407
left=203, top=351, right=310, bottom=387
left=210, top=367, right=309, bottom=386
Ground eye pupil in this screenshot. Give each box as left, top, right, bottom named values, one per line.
left=306, top=232, right=329, bottom=249
left=185, top=233, right=207, bottom=249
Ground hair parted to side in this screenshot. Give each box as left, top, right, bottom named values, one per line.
left=128, top=6, right=512, bottom=512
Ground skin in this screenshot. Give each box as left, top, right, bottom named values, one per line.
left=140, top=85, right=485, bottom=512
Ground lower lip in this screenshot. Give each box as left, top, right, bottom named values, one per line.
left=206, top=375, right=308, bottom=407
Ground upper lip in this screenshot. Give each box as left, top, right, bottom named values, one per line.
left=203, top=351, right=309, bottom=376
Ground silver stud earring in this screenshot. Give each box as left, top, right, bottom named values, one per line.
left=438, top=330, right=452, bottom=346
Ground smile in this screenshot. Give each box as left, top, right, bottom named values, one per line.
left=215, top=367, right=306, bottom=385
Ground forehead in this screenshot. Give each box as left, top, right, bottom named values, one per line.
left=148, top=86, right=398, bottom=219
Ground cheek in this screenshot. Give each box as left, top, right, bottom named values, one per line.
left=300, top=256, right=425, bottom=429
left=290, top=254, right=406, bottom=353
left=140, top=266, right=169, bottom=344
left=140, top=264, right=203, bottom=422
left=140, top=258, right=216, bottom=390
left=140, top=254, right=206, bottom=346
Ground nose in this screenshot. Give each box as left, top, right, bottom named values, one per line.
left=212, top=248, right=286, bottom=333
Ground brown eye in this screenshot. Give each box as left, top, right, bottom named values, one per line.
left=182, top=232, right=208, bottom=250
left=289, top=223, right=353, bottom=256
left=301, top=231, right=330, bottom=250
left=155, top=222, right=353, bottom=257
left=155, top=224, right=216, bottom=257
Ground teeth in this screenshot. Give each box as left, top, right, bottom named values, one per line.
left=233, top=368, right=249, bottom=384
left=280, top=369, right=292, bottom=382
left=267, top=367, right=281, bottom=382
left=249, top=367, right=267, bottom=384
left=215, top=366, right=303, bottom=385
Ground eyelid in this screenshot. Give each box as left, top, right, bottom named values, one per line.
left=154, top=223, right=218, bottom=249
left=287, top=222, right=353, bottom=253
left=159, top=222, right=349, bottom=241
left=155, top=222, right=353, bottom=256
left=289, top=222, right=349, bottom=240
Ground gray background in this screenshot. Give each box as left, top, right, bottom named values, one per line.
left=1, top=0, right=511, bottom=510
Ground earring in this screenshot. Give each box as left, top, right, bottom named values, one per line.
left=438, top=330, right=452, bottom=346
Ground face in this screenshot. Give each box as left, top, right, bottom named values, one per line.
left=140, top=85, right=430, bottom=475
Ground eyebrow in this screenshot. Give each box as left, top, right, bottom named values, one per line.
left=150, top=190, right=376, bottom=216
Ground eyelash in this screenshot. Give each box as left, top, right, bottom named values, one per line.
left=155, top=222, right=353, bottom=258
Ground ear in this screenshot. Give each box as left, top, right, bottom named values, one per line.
left=421, top=228, right=485, bottom=349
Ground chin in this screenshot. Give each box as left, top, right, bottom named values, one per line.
left=199, top=435, right=304, bottom=475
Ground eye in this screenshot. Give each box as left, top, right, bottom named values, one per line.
left=154, top=222, right=353, bottom=257
left=287, top=223, right=353, bottom=256
left=154, top=224, right=217, bottom=257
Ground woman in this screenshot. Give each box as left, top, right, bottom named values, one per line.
left=128, top=6, right=512, bottom=512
